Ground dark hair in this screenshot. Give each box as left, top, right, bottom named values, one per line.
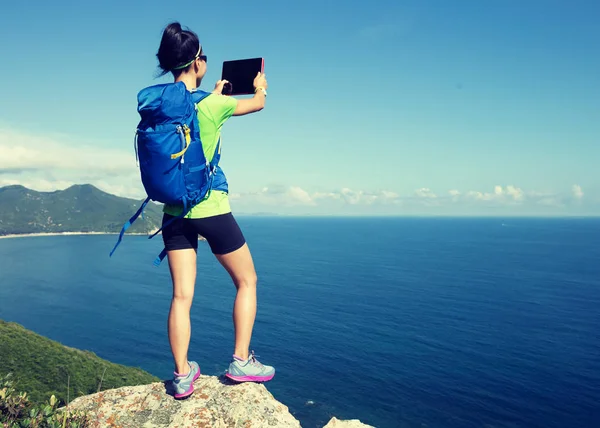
left=156, top=22, right=200, bottom=76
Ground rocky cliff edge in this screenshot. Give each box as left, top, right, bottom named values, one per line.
left=65, top=375, right=375, bottom=428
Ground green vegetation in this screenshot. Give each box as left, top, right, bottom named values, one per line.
left=0, top=320, right=160, bottom=407
left=1, top=373, right=90, bottom=427
left=0, top=184, right=163, bottom=236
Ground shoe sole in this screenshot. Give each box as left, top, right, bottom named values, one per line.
left=174, top=368, right=201, bottom=399
left=225, top=372, right=275, bottom=383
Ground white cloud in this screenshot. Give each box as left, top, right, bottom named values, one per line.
left=415, top=188, right=437, bottom=199
left=572, top=184, right=584, bottom=199
left=506, top=185, right=525, bottom=201
left=0, top=129, right=135, bottom=174
left=0, top=127, right=147, bottom=200
left=448, top=189, right=461, bottom=203
left=312, top=191, right=342, bottom=201
left=466, top=190, right=494, bottom=201
left=0, top=128, right=399, bottom=210
left=464, top=185, right=525, bottom=204
left=0, top=177, right=74, bottom=192
left=381, top=190, right=399, bottom=200
left=0, top=126, right=594, bottom=215
left=287, top=186, right=316, bottom=206
left=230, top=185, right=318, bottom=208
left=310, top=188, right=398, bottom=206
left=226, top=184, right=596, bottom=215
left=340, top=188, right=364, bottom=205
left=227, top=186, right=403, bottom=213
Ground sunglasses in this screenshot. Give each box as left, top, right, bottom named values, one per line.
left=198, top=54, right=207, bottom=63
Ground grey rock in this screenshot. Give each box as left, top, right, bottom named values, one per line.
left=323, top=417, right=376, bottom=428
left=64, top=374, right=374, bottom=427
left=65, top=375, right=301, bottom=427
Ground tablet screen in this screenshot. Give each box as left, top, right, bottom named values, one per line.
left=221, top=58, right=264, bottom=96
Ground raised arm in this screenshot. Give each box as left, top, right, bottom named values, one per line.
left=213, top=72, right=268, bottom=116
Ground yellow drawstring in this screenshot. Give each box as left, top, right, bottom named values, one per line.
left=171, top=125, right=191, bottom=159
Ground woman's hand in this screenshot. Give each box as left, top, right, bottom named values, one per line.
left=213, top=79, right=230, bottom=95
left=231, top=72, right=269, bottom=116
left=253, top=72, right=268, bottom=90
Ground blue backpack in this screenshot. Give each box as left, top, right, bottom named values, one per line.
left=109, top=81, right=225, bottom=266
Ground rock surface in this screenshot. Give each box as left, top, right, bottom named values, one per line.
left=65, top=375, right=374, bottom=427
left=323, top=416, right=375, bottom=428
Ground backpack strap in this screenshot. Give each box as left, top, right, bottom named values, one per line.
left=147, top=197, right=193, bottom=267
left=154, top=248, right=168, bottom=267
left=109, top=196, right=151, bottom=258
left=210, top=137, right=222, bottom=171
left=170, top=125, right=191, bottom=160
left=147, top=197, right=190, bottom=241
left=109, top=196, right=192, bottom=265
left=190, top=89, right=211, bottom=104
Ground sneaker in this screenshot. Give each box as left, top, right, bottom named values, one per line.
left=172, top=361, right=200, bottom=399
left=225, top=350, right=275, bottom=382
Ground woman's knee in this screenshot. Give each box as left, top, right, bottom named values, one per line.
left=235, top=272, right=257, bottom=289
left=172, top=289, right=194, bottom=305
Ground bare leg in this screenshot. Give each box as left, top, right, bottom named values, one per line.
left=215, top=243, right=257, bottom=361
left=166, top=248, right=197, bottom=375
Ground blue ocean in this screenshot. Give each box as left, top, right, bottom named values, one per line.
left=1, top=217, right=599, bottom=428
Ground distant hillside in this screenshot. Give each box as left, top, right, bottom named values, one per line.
left=0, top=319, right=160, bottom=405
left=0, top=184, right=163, bottom=235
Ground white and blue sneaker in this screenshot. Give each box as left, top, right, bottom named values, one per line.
left=225, top=351, right=275, bottom=383
left=173, top=361, right=200, bottom=399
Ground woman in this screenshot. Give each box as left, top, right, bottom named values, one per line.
left=155, top=22, right=273, bottom=399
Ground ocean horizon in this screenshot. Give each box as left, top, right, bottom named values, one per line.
left=1, top=217, right=599, bottom=427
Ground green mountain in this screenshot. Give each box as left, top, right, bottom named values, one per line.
left=0, top=184, right=163, bottom=235
left=0, top=319, right=160, bottom=406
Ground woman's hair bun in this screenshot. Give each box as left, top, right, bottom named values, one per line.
left=156, top=22, right=200, bottom=76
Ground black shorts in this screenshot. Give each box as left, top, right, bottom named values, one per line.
left=161, top=212, right=246, bottom=255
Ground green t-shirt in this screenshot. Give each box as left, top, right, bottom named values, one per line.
left=163, top=93, right=238, bottom=219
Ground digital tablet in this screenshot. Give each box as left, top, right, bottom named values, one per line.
left=221, top=57, right=264, bottom=96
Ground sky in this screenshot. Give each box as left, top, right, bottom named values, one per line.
left=0, top=0, right=598, bottom=216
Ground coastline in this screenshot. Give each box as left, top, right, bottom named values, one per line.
left=0, top=231, right=155, bottom=240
